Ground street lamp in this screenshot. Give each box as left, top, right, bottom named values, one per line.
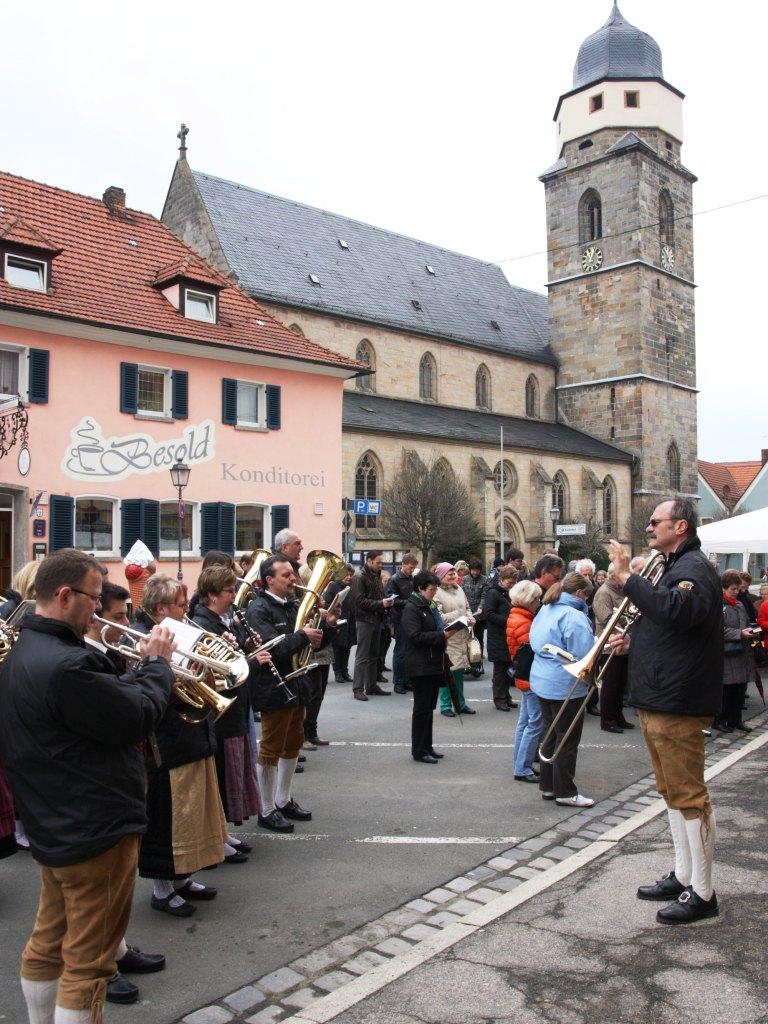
left=170, top=460, right=191, bottom=581
left=549, top=506, right=560, bottom=547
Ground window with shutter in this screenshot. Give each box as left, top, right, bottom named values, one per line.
left=222, top=378, right=280, bottom=429
left=222, top=378, right=238, bottom=425
left=50, top=494, right=74, bottom=551
left=201, top=502, right=236, bottom=554
left=271, top=505, right=290, bottom=546
left=28, top=349, right=49, bottom=404
left=265, top=385, right=281, bottom=429
left=120, top=362, right=138, bottom=414
left=171, top=370, right=188, bottom=420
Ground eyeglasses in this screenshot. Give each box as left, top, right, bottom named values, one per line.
left=647, top=518, right=677, bottom=528
left=221, top=587, right=237, bottom=594
left=69, top=587, right=102, bottom=603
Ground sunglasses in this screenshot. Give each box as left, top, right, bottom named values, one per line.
left=647, top=518, right=677, bottom=528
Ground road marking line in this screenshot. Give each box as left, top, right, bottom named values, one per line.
left=354, top=836, right=521, bottom=845
left=283, top=724, right=768, bottom=1024
left=329, top=741, right=638, bottom=749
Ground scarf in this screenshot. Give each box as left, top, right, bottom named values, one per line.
left=723, top=592, right=738, bottom=606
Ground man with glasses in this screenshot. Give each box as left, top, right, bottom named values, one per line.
left=608, top=498, right=723, bottom=925
left=0, top=548, right=175, bottom=1024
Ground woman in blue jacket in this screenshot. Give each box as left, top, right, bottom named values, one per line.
left=529, top=572, right=595, bottom=808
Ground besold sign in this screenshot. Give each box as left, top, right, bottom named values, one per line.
left=62, top=417, right=215, bottom=482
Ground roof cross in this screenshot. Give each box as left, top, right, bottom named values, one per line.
left=177, top=123, right=189, bottom=160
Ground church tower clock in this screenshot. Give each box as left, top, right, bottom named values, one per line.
left=541, top=3, right=698, bottom=536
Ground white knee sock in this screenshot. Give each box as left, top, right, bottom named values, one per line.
left=667, top=808, right=692, bottom=886
left=275, top=756, right=298, bottom=808
left=20, top=977, right=57, bottom=1024
left=684, top=811, right=715, bottom=901
left=116, top=938, right=128, bottom=959
left=256, top=762, right=277, bottom=814
left=15, top=818, right=30, bottom=849
left=53, top=1008, right=91, bottom=1024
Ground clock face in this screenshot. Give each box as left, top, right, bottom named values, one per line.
left=661, top=244, right=675, bottom=271
left=581, top=245, right=603, bottom=273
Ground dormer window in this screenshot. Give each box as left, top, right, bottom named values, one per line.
left=184, top=288, right=216, bottom=323
left=4, top=253, right=47, bottom=292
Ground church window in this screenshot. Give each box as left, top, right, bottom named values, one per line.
left=475, top=364, right=491, bottom=410
left=552, top=472, right=569, bottom=520
left=603, top=477, right=617, bottom=535
left=355, top=452, right=380, bottom=529
left=288, top=323, right=305, bottom=337
left=355, top=340, right=376, bottom=392
left=667, top=443, right=681, bottom=491
left=659, top=190, right=674, bottom=247
left=624, top=90, right=639, bottom=108
left=578, top=189, right=602, bottom=243
left=493, top=460, right=518, bottom=497
left=419, top=352, right=436, bottom=401
left=525, top=374, right=540, bottom=418
left=578, top=139, right=594, bottom=151
left=609, top=386, right=616, bottom=411
left=589, top=93, right=603, bottom=114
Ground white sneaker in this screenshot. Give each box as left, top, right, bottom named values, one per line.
left=555, top=794, right=594, bottom=808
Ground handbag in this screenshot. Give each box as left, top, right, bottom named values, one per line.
left=468, top=635, right=482, bottom=665
left=513, top=642, right=535, bottom=681
left=724, top=640, right=743, bottom=657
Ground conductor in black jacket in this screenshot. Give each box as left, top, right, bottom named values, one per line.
left=246, top=556, right=337, bottom=832
left=609, top=498, right=724, bottom=925
left=0, top=548, right=174, bottom=1024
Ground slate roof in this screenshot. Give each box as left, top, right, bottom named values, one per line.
left=573, top=4, right=663, bottom=90
left=343, top=392, right=633, bottom=463
left=190, top=169, right=556, bottom=366
left=0, top=171, right=362, bottom=373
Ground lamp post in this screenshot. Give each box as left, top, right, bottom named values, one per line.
left=170, top=461, right=191, bottom=581
left=549, top=506, right=560, bottom=549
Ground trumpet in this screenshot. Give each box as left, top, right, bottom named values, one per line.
left=537, top=552, right=666, bottom=765
left=94, top=616, right=235, bottom=722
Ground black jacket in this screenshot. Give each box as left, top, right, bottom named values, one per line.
left=245, top=589, right=329, bottom=711
left=132, top=609, right=217, bottom=769
left=484, top=581, right=513, bottom=663
left=324, top=579, right=355, bottom=648
left=401, top=593, right=447, bottom=678
left=191, top=605, right=251, bottom=740
left=624, top=536, right=724, bottom=716
left=0, top=588, right=22, bottom=621
left=386, top=570, right=415, bottom=628
left=0, top=614, right=172, bottom=867
left=349, top=564, right=386, bottom=624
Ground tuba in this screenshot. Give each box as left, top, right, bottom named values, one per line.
left=292, top=549, right=347, bottom=673
left=233, top=548, right=272, bottom=610
left=538, top=551, right=666, bottom=765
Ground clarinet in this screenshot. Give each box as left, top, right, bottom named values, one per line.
left=231, top=607, right=297, bottom=705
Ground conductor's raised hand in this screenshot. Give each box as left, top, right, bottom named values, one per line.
left=607, top=539, right=631, bottom=586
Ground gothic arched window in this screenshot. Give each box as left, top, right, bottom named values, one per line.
left=475, top=364, right=491, bottom=410
left=667, top=443, right=681, bottom=491
left=355, top=339, right=375, bottom=392
left=493, top=459, right=518, bottom=497
left=525, top=374, right=540, bottom=418
left=659, top=189, right=674, bottom=248
left=603, top=476, right=617, bottom=536
left=355, top=452, right=380, bottom=529
left=419, top=352, right=437, bottom=401
left=552, top=472, right=569, bottom=521
left=578, top=188, right=603, bottom=244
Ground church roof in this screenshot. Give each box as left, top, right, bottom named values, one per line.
left=573, top=3, right=663, bottom=91
left=190, top=169, right=556, bottom=366
left=343, top=391, right=633, bottom=463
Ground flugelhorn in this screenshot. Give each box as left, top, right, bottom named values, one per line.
left=233, top=548, right=272, bottom=610
left=94, top=616, right=234, bottom=722
left=538, top=551, right=666, bottom=765
left=180, top=615, right=250, bottom=690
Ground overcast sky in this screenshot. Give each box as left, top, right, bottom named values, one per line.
left=3, top=1, right=765, bottom=462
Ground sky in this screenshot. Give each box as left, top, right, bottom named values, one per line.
left=2, top=0, right=765, bottom=462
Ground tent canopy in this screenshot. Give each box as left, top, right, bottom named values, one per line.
left=698, top=506, right=768, bottom=572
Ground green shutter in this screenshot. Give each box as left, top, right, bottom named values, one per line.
left=266, top=384, right=281, bottom=429
left=50, top=494, right=74, bottom=551
left=28, top=349, right=49, bottom=404
left=222, top=378, right=237, bottom=425
left=172, top=369, right=189, bottom=420
left=271, top=505, right=290, bottom=546
left=120, top=362, right=138, bottom=414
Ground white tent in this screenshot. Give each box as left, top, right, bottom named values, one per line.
left=698, top=506, right=768, bottom=573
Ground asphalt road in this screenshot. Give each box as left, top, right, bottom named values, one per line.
left=0, top=668, right=656, bottom=1024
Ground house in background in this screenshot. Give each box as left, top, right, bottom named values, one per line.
left=0, top=171, right=360, bottom=590
left=698, top=452, right=768, bottom=523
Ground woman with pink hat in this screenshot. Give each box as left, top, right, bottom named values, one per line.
left=434, top=563, right=476, bottom=717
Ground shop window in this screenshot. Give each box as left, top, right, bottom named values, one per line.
left=75, top=497, right=117, bottom=554
left=236, top=504, right=266, bottom=553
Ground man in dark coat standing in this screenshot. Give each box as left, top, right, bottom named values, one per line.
left=0, top=548, right=175, bottom=1024
left=349, top=550, right=395, bottom=700
left=609, top=497, right=724, bottom=925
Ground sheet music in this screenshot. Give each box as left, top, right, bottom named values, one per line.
left=158, top=616, right=204, bottom=668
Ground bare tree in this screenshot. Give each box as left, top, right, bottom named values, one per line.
left=380, top=452, right=483, bottom=566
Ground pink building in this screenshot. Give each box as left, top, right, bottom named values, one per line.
left=0, top=171, right=361, bottom=590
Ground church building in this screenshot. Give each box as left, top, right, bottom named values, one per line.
left=162, top=3, right=696, bottom=562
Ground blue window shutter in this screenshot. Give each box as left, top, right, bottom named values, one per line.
left=201, top=503, right=220, bottom=555
left=266, top=385, right=281, bottom=429
left=120, top=362, right=138, bottom=414
left=121, top=499, right=159, bottom=557
left=271, top=505, right=290, bottom=546
left=172, top=370, right=189, bottom=420
left=28, top=349, right=49, bottom=404
left=50, top=494, right=74, bottom=551
left=220, top=503, right=235, bottom=554
left=222, top=378, right=237, bottom=425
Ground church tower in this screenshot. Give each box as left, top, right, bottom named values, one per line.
left=541, top=3, right=697, bottom=536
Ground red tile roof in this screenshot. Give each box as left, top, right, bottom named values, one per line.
left=153, top=256, right=223, bottom=290
left=724, top=461, right=762, bottom=492
left=0, top=171, right=362, bottom=372
left=698, top=459, right=761, bottom=506
left=0, top=214, right=61, bottom=254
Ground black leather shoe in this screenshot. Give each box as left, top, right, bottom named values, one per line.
left=713, top=721, right=733, bottom=733
left=413, top=754, right=439, bottom=764
left=427, top=749, right=444, bottom=758
left=106, top=972, right=139, bottom=1004
left=229, top=841, right=252, bottom=853
left=277, top=798, right=312, bottom=821
left=394, top=685, right=407, bottom=694
left=369, top=684, right=391, bottom=696
left=116, top=945, right=166, bottom=974
left=298, top=754, right=307, bottom=762
left=342, top=672, right=353, bottom=682
left=656, top=886, right=718, bottom=924
left=175, top=880, right=218, bottom=899
left=494, top=701, right=511, bottom=712
left=617, top=720, right=636, bottom=730
left=151, top=893, right=196, bottom=917
left=514, top=774, right=540, bottom=783
left=224, top=850, right=249, bottom=864
left=601, top=723, right=623, bottom=734
left=295, top=763, right=305, bottom=773
left=586, top=707, right=600, bottom=717
left=258, top=809, right=294, bottom=833
left=459, top=706, right=476, bottom=715
left=441, top=709, right=456, bottom=717
left=735, top=723, right=753, bottom=733
left=353, top=690, right=369, bottom=701
left=637, top=870, right=685, bottom=901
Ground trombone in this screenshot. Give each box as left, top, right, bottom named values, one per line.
left=94, top=616, right=235, bottom=722
left=537, top=552, right=666, bottom=765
